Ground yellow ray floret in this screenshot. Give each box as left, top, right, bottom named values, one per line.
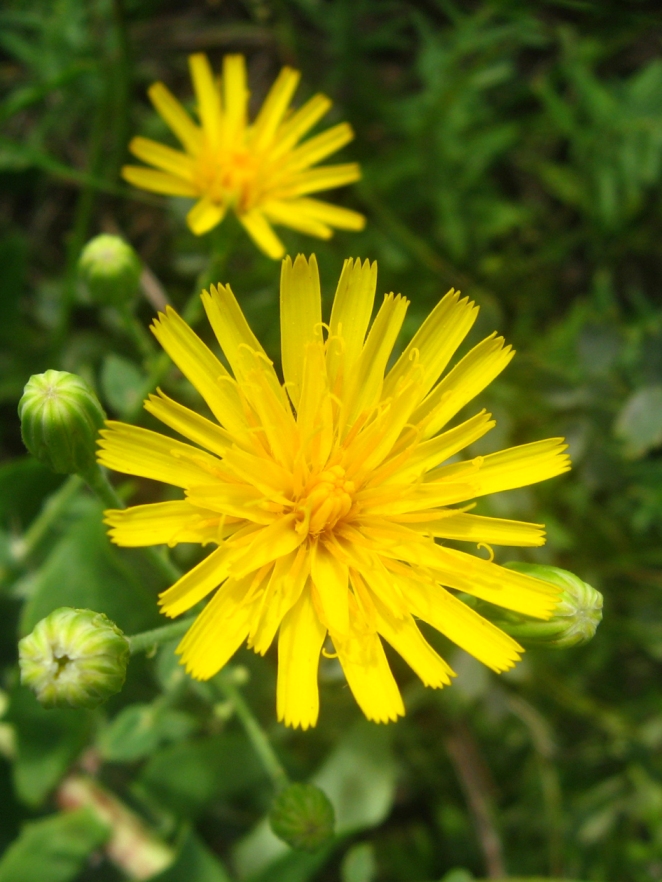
left=98, top=254, right=571, bottom=728
left=122, top=54, right=365, bottom=258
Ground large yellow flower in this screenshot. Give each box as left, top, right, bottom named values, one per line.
left=122, top=54, right=365, bottom=259
left=98, top=256, right=569, bottom=728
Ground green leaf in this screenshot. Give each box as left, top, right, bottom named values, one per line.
left=138, top=732, right=265, bottom=818
left=147, top=828, right=232, bottom=882
left=6, top=684, right=92, bottom=807
left=614, top=385, right=662, bottom=458
left=20, top=503, right=163, bottom=636
left=0, top=458, right=62, bottom=532
left=98, top=703, right=196, bottom=763
left=100, top=354, right=146, bottom=418
left=0, top=808, right=109, bottom=882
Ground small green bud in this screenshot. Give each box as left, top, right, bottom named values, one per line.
left=78, top=234, right=142, bottom=306
left=19, top=608, right=130, bottom=709
left=19, top=370, right=106, bottom=476
left=496, top=563, right=603, bottom=648
left=269, top=783, right=335, bottom=852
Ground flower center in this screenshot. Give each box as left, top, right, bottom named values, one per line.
left=197, top=146, right=262, bottom=211
left=295, top=465, right=355, bottom=538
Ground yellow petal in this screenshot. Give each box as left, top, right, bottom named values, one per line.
left=97, top=422, right=223, bottom=488
left=129, top=136, right=196, bottom=181
left=284, top=123, right=355, bottom=172
left=186, top=484, right=277, bottom=525
left=221, top=54, right=248, bottom=148
left=104, top=501, right=231, bottom=547
left=277, top=587, right=326, bottom=730
left=147, top=81, right=202, bottom=154
left=289, top=163, right=362, bottom=197
left=416, top=512, right=546, bottom=546
left=250, top=67, right=301, bottom=153
left=310, top=540, right=350, bottom=636
left=295, top=198, right=366, bottom=231
left=249, top=547, right=310, bottom=655
left=189, top=53, right=221, bottom=146
left=272, top=93, right=332, bottom=156
left=262, top=200, right=333, bottom=239
left=144, top=390, right=233, bottom=457
left=403, top=575, right=523, bottom=673
left=187, top=197, right=226, bottom=235
left=383, top=289, right=479, bottom=404
left=228, top=514, right=304, bottom=579
left=121, top=165, right=198, bottom=197
left=414, top=333, right=514, bottom=439
left=374, top=598, right=454, bottom=689
left=238, top=210, right=285, bottom=259
left=327, top=258, right=377, bottom=390
left=159, top=544, right=232, bottom=617
left=150, top=306, right=247, bottom=436
left=334, top=627, right=404, bottom=724
left=341, top=293, right=409, bottom=431
left=280, top=254, right=323, bottom=408
left=177, top=575, right=259, bottom=679
left=201, top=283, right=281, bottom=392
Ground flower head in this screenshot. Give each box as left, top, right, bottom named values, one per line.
left=98, top=255, right=570, bottom=728
left=122, top=54, right=365, bottom=258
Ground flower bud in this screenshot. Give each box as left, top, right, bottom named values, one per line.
left=19, top=370, right=106, bottom=476
left=19, top=608, right=130, bottom=709
left=269, top=783, right=335, bottom=852
left=78, top=235, right=142, bottom=307
left=496, top=563, right=603, bottom=648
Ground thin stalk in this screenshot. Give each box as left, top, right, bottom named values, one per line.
left=83, top=464, right=181, bottom=585
left=216, top=675, right=290, bottom=792
left=128, top=618, right=195, bottom=655
left=12, top=475, right=83, bottom=564
left=118, top=305, right=157, bottom=365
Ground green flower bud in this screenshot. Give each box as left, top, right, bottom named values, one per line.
left=78, top=235, right=142, bottom=306
left=269, top=783, right=335, bottom=852
left=19, top=370, right=106, bottom=476
left=19, top=608, right=130, bottom=709
left=495, top=563, right=603, bottom=649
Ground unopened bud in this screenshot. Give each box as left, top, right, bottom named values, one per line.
left=19, top=608, right=130, bottom=709
left=269, top=783, right=335, bottom=852
left=78, top=235, right=142, bottom=307
left=496, top=563, right=603, bottom=648
left=19, top=370, right=106, bottom=476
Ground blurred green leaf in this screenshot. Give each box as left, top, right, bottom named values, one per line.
left=19, top=503, right=162, bottom=636
left=100, top=354, right=146, bottom=418
left=6, top=684, right=91, bottom=807
left=148, top=828, right=232, bottom=882
left=98, top=702, right=196, bottom=763
left=0, top=459, right=62, bottom=532
left=0, top=808, right=109, bottom=882
left=138, top=731, right=265, bottom=818
left=614, top=385, right=662, bottom=458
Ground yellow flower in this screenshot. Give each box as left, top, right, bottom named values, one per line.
left=122, top=54, right=365, bottom=259
left=98, top=255, right=570, bottom=728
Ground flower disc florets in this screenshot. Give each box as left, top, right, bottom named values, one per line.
left=98, top=254, right=572, bottom=728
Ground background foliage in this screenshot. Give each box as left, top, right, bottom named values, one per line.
left=2, top=1, right=662, bottom=880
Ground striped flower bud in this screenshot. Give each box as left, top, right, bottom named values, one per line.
left=269, top=783, right=335, bottom=852
left=19, top=370, right=106, bottom=476
left=78, top=235, right=142, bottom=306
left=495, top=563, right=603, bottom=648
left=19, top=608, right=130, bottom=709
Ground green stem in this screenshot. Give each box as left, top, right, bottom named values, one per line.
left=128, top=617, right=195, bottom=655
left=12, top=475, right=84, bottom=564
left=119, top=305, right=156, bottom=365
left=83, top=463, right=181, bottom=585
left=216, top=674, right=290, bottom=792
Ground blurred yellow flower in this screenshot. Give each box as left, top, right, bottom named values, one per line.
left=98, top=255, right=570, bottom=728
left=122, top=54, right=365, bottom=258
